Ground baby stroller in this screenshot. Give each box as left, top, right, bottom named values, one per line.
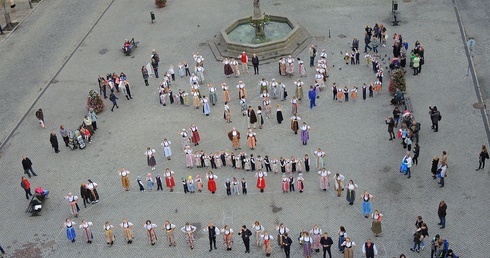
left=67, top=130, right=78, bottom=150
left=74, top=129, right=86, bottom=149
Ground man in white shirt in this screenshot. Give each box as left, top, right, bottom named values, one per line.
left=402, top=152, right=413, bottom=178
left=362, top=239, right=378, bottom=258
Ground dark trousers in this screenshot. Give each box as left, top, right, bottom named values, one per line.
left=242, top=187, right=247, bottom=195
left=344, top=93, right=349, bottom=102
left=144, top=79, right=149, bottom=86
left=62, top=136, right=69, bottom=147
left=364, top=44, right=372, bottom=52
left=92, top=121, right=97, bottom=131
left=154, top=68, right=159, bottom=78
left=24, top=168, right=37, bottom=177
left=322, top=247, right=332, bottom=258
left=284, top=245, right=291, bottom=258
left=478, top=159, right=486, bottom=169
left=413, top=67, right=418, bottom=75
left=243, top=238, right=250, bottom=252
left=209, top=237, right=217, bottom=250
left=333, top=91, right=337, bottom=100
left=157, top=183, right=163, bottom=191
left=111, top=101, right=119, bottom=111
left=253, top=65, right=259, bottom=75
left=289, top=183, right=295, bottom=192
left=305, top=163, right=310, bottom=172
left=310, top=56, right=315, bottom=67
left=439, top=177, right=444, bottom=187
left=24, top=188, right=32, bottom=199
left=433, top=122, right=438, bottom=132
left=52, top=144, right=59, bottom=153
left=185, top=68, right=191, bottom=76
left=265, top=163, right=271, bottom=172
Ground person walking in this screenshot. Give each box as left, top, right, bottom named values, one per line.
left=22, top=156, right=37, bottom=178
left=59, top=125, right=69, bottom=147
left=252, top=53, right=260, bottom=75
left=141, top=66, right=150, bottom=86
left=238, top=225, right=252, bottom=253
left=429, top=106, right=441, bottom=132
left=437, top=201, right=447, bottom=229
left=35, top=108, right=45, bottom=128
left=476, top=145, right=489, bottom=171
left=50, top=132, right=60, bottom=153
left=109, top=90, right=119, bottom=112
left=21, top=176, right=33, bottom=200
left=362, top=239, right=378, bottom=258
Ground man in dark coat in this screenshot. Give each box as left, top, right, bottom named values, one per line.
left=252, top=53, right=260, bottom=75
left=238, top=225, right=252, bottom=253
left=429, top=106, right=441, bottom=132
left=247, top=106, right=257, bottom=129
left=22, top=156, right=38, bottom=177
left=50, top=132, right=59, bottom=153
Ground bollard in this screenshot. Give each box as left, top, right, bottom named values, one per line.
left=150, top=11, right=155, bottom=24
left=0, top=24, right=3, bottom=35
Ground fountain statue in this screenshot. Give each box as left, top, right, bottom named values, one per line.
left=252, top=0, right=266, bottom=38
left=253, top=0, right=262, bottom=19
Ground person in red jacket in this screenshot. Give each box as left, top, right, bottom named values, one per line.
left=21, top=176, right=33, bottom=200
left=239, top=51, right=249, bottom=74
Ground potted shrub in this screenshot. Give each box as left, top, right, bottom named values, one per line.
left=155, top=0, right=167, bottom=8
left=87, top=90, right=105, bottom=113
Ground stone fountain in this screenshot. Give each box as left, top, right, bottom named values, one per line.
left=210, top=0, right=311, bottom=62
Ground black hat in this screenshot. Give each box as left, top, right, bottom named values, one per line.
left=88, top=179, right=93, bottom=183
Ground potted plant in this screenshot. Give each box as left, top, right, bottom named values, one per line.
left=87, top=90, right=105, bottom=113
left=155, top=0, right=167, bottom=8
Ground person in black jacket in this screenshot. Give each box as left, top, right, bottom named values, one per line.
left=252, top=53, right=260, bottom=75
left=238, top=225, right=252, bottom=253
left=50, top=132, right=60, bottom=153
left=320, top=232, right=334, bottom=258
left=22, top=156, right=38, bottom=178
left=206, top=222, right=219, bottom=251
left=476, top=145, right=489, bottom=171
left=282, top=233, right=293, bottom=258
left=80, top=183, right=90, bottom=208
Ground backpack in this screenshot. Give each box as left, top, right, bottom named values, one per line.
left=438, top=114, right=442, bottom=121
left=442, top=239, right=449, bottom=252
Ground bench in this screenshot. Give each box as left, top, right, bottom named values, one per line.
left=122, top=38, right=139, bottom=56
left=404, top=96, right=412, bottom=113
left=25, top=194, right=47, bottom=216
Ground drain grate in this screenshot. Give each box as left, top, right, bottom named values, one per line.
left=198, top=42, right=207, bottom=47
left=338, top=34, right=347, bottom=38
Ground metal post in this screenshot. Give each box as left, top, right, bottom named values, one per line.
left=466, top=48, right=471, bottom=76
left=328, top=28, right=330, bottom=38
left=150, top=12, right=155, bottom=24
left=29, top=0, right=33, bottom=9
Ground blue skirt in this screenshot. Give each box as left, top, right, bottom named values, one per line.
left=362, top=201, right=372, bottom=215
left=67, top=227, right=76, bottom=240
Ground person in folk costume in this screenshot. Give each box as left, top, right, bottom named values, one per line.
left=264, top=98, right=272, bottom=119
left=224, top=178, right=232, bottom=195
left=291, top=96, right=299, bottom=115
left=235, top=153, right=242, bottom=170
left=275, top=223, right=290, bottom=248
left=104, top=221, right=115, bottom=246
left=343, top=86, right=350, bottom=102
left=318, top=168, right=331, bottom=191
left=214, top=152, right=222, bottom=168
left=315, top=72, right=324, bottom=95
left=219, top=150, right=227, bottom=167
left=276, top=104, right=284, bottom=124
left=163, top=221, right=177, bottom=246
left=285, top=55, right=295, bottom=76
left=79, top=219, right=94, bottom=244
left=145, top=147, right=156, bottom=170
left=118, top=168, right=130, bottom=191
left=300, top=231, right=313, bottom=258
left=331, top=83, right=338, bottom=100
left=246, top=129, right=257, bottom=150
left=296, top=157, right=304, bottom=173
left=181, top=222, right=197, bottom=249
left=338, top=226, right=347, bottom=253
left=247, top=106, right=257, bottom=129
left=195, top=174, right=203, bottom=192
left=238, top=51, right=249, bottom=74
left=136, top=176, right=145, bottom=191
left=223, top=58, right=233, bottom=78
left=333, top=173, right=345, bottom=197
left=159, top=87, right=167, bottom=106
left=221, top=225, right=234, bottom=251
left=271, top=156, right=279, bottom=173
left=256, top=106, right=265, bottom=129
left=291, top=113, right=301, bottom=134
left=289, top=173, right=295, bottom=192
left=236, top=81, right=247, bottom=100
left=80, top=183, right=90, bottom=208
left=87, top=179, right=99, bottom=204
left=362, top=83, right=367, bottom=100
left=194, top=150, right=202, bottom=168
left=304, top=154, right=311, bottom=172
left=189, top=124, right=200, bottom=146
left=337, top=86, right=344, bottom=102
left=280, top=157, right=286, bottom=173
left=239, top=177, right=247, bottom=194
left=260, top=90, right=269, bottom=109
left=368, top=82, right=374, bottom=98
left=146, top=173, right=154, bottom=191
left=256, top=155, right=263, bottom=170
left=221, top=83, right=231, bottom=103
left=203, top=153, right=212, bottom=168
left=255, top=170, right=267, bottom=193
left=252, top=221, right=264, bottom=247
left=143, top=220, right=158, bottom=245
left=295, top=79, right=304, bottom=100
left=192, top=91, right=201, bottom=109
left=259, top=78, right=269, bottom=94
left=371, top=210, right=383, bottom=237
left=278, top=57, right=286, bottom=76
left=161, top=138, right=172, bottom=160
left=297, top=173, right=305, bottom=193
left=240, top=97, right=247, bottom=116
left=361, top=190, right=375, bottom=218
left=261, top=231, right=274, bottom=257
left=300, top=122, right=311, bottom=145
left=196, top=66, right=205, bottom=84
left=64, top=218, right=77, bottom=243
left=270, top=78, right=279, bottom=99
left=187, top=176, right=196, bottom=193
left=282, top=174, right=290, bottom=193
left=65, top=193, right=79, bottom=217
left=341, top=237, right=356, bottom=258
left=376, top=68, right=384, bottom=84
left=244, top=155, right=251, bottom=171
left=179, top=128, right=190, bottom=150
left=344, top=180, right=358, bottom=205
left=314, top=148, right=326, bottom=169
left=164, top=168, right=175, bottom=192
left=227, top=152, right=234, bottom=167
left=231, top=177, right=240, bottom=195
left=208, top=84, right=218, bottom=106
left=184, top=146, right=194, bottom=168
left=310, top=225, right=323, bottom=253
left=231, top=58, right=240, bottom=77
left=298, top=58, right=307, bottom=77
left=155, top=174, right=163, bottom=191
left=250, top=154, right=256, bottom=171
left=285, top=158, right=292, bottom=173
left=201, top=95, right=211, bottom=116
left=374, top=79, right=382, bottom=95
left=206, top=171, right=218, bottom=194
left=351, top=86, right=358, bottom=101
left=178, top=63, right=185, bottom=78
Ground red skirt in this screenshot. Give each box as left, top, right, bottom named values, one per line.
left=208, top=179, right=217, bottom=192
left=256, top=177, right=266, bottom=189
left=191, top=131, right=200, bottom=144
left=165, top=177, right=175, bottom=188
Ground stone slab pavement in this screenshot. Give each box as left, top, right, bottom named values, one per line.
left=0, top=0, right=488, bottom=257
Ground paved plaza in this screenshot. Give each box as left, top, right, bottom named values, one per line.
left=0, top=0, right=489, bottom=257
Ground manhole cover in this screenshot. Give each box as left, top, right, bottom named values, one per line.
left=99, top=49, right=108, bottom=55
left=337, top=34, right=347, bottom=38
left=198, top=42, right=207, bottom=47
left=273, top=3, right=281, bottom=6
left=473, top=103, right=486, bottom=109
left=50, top=79, right=59, bottom=84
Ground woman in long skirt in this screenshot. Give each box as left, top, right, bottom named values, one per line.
left=361, top=190, right=374, bottom=218
left=345, top=180, right=358, bottom=205
left=145, top=147, right=156, bottom=170
left=297, top=173, right=305, bottom=193
left=341, top=237, right=356, bottom=258
left=276, top=104, right=284, bottom=124
left=146, top=173, right=154, bottom=191
left=256, top=106, right=264, bottom=129
left=314, top=148, right=325, bottom=169
left=104, top=221, right=115, bottom=245
left=190, top=125, right=201, bottom=146
left=281, top=175, right=289, bottom=193
left=298, top=58, right=307, bottom=77
left=207, top=171, right=218, bottom=194
left=371, top=210, right=383, bottom=237
left=231, top=58, right=240, bottom=77
left=295, top=80, right=304, bottom=100
left=291, top=97, right=298, bottom=115
left=184, top=146, right=194, bottom=168
left=247, top=129, right=257, bottom=150
left=208, top=84, right=218, bottom=105
left=221, top=225, right=234, bottom=251
left=310, top=225, right=322, bottom=253
left=285, top=56, right=294, bottom=76
left=64, top=218, right=76, bottom=243
left=279, top=58, right=286, bottom=75
left=222, top=83, right=231, bottom=103
left=120, top=219, right=134, bottom=244
left=271, top=157, right=279, bottom=173
left=196, top=175, right=203, bottom=192
left=261, top=231, right=274, bottom=256
left=164, top=168, right=175, bottom=192
left=144, top=220, right=158, bottom=245
left=338, top=226, right=347, bottom=252
left=181, top=223, right=197, bottom=249
left=201, top=95, right=211, bottom=116
left=300, top=232, right=313, bottom=258
left=223, top=58, right=233, bottom=77
left=264, top=99, right=272, bottom=119
left=187, top=176, right=196, bottom=193
left=300, top=122, right=310, bottom=145
left=318, top=168, right=330, bottom=191
left=161, top=139, right=172, bottom=160
left=79, top=219, right=93, bottom=244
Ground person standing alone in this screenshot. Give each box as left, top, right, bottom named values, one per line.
left=21, top=176, right=33, bottom=200
left=22, top=156, right=38, bottom=177
left=35, top=108, right=45, bottom=128
left=252, top=53, right=260, bottom=75
left=50, top=132, right=60, bottom=153
left=429, top=106, right=441, bottom=132
left=476, top=145, right=489, bottom=171
left=437, top=201, right=447, bottom=228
